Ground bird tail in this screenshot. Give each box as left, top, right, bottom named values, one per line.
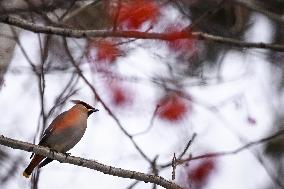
left=23, top=154, right=45, bottom=178
left=39, top=158, right=54, bottom=168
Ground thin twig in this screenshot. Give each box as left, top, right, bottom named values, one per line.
left=187, top=0, right=226, bottom=30
left=127, top=180, right=140, bottom=189
left=171, top=153, right=176, bottom=180
left=177, top=133, right=197, bottom=160
left=170, top=133, right=196, bottom=180
left=151, top=156, right=159, bottom=189
left=159, top=129, right=284, bottom=168
left=132, top=105, right=160, bottom=137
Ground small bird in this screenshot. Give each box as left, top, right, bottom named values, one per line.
left=23, top=100, right=98, bottom=178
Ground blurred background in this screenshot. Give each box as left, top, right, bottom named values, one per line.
left=0, top=0, right=283, bottom=189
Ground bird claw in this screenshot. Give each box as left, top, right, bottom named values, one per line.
left=49, top=149, right=58, bottom=157
left=64, top=152, right=71, bottom=158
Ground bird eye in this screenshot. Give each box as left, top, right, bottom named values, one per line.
left=88, top=108, right=99, bottom=112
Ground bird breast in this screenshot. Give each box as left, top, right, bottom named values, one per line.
left=45, top=115, right=88, bottom=152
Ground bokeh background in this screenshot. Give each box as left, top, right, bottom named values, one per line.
left=0, top=0, right=283, bottom=189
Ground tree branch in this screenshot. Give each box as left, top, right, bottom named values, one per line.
left=160, top=129, right=284, bottom=168
left=0, top=135, right=183, bottom=189
left=183, top=129, right=284, bottom=163
left=0, top=15, right=284, bottom=51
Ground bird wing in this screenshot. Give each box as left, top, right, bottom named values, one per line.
left=39, top=111, right=68, bottom=145
left=30, top=111, right=68, bottom=159
left=38, top=158, right=54, bottom=168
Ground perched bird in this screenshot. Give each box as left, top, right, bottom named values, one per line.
left=23, top=100, right=98, bottom=178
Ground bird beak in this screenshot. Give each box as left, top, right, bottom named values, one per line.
left=88, top=108, right=99, bottom=116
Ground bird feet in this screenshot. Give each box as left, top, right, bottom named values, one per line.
left=64, top=152, right=71, bottom=157
left=48, top=149, right=71, bottom=161
left=49, top=149, right=58, bottom=157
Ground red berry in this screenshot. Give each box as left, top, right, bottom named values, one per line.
left=157, top=93, right=190, bottom=122
left=87, top=40, right=122, bottom=65
left=116, top=1, right=160, bottom=29
left=108, top=81, right=133, bottom=107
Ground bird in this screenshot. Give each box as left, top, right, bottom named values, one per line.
left=23, top=100, right=99, bottom=178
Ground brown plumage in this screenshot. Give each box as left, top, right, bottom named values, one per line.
left=23, top=100, right=98, bottom=178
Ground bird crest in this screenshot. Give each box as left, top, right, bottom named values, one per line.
left=71, top=100, right=95, bottom=110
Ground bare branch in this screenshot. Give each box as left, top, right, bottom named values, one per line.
left=0, top=15, right=284, bottom=51
left=187, top=130, right=284, bottom=161
left=0, top=135, right=183, bottom=189
left=132, top=105, right=160, bottom=137
left=177, top=133, right=196, bottom=160
left=187, top=0, right=226, bottom=29
left=193, top=31, right=284, bottom=51
left=160, top=129, right=284, bottom=168
left=171, top=153, right=176, bottom=180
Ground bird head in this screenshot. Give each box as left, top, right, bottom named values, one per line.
left=71, top=100, right=99, bottom=116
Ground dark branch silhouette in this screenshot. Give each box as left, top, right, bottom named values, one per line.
left=0, top=15, right=283, bottom=51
